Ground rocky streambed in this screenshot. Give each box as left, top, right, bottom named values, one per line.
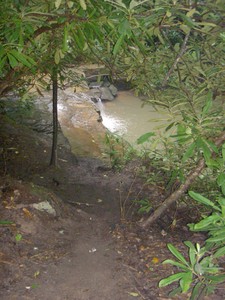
left=4, top=75, right=119, bottom=162
left=34, top=89, right=109, bottom=158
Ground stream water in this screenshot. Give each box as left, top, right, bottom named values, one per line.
left=27, top=89, right=173, bottom=157
left=97, top=91, right=170, bottom=146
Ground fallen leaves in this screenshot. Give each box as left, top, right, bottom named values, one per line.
left=22, top=207, right=33, bottom=219
left=152, top=257, right=160, bottom=264
left=128, top=291, right=139, bottom=297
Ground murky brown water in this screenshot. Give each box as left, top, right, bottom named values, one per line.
left=97, top=91, right=172, bottom=146
left=56, top=90, right=174, bottom=157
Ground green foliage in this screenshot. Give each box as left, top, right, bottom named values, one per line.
left=136, top=89, right=224, bottom=195
left=159, top=241, right=225, bottom=299
left=137, top=132, right=155, bottom=145
left=0, top=220, right=14, bottom=225
left=0, top=0, right=224, bottom=196
left=134, top=198, right=152, bottom=214
left=188, top=188, right=225, bottom=246
left=104, top=132, right=135, bottom=169
left=0, top=0, right=134, bottom=95
left=217, top=173, right=225, bottom=196
left=159, top=180, right=225, bottom=299
left=102, top=1, right=225, bottom=195
left=0, top=95, right=34, bottom=121
left=15, top=233, right=23, bottom=242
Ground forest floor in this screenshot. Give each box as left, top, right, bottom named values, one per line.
left=0, top=114, right=223, bottom=300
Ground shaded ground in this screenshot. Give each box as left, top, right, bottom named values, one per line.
left=0, top=115, right=224, bottom=300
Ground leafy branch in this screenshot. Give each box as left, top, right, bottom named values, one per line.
left=140, top=131, right=225, bottom=229
left=161, top=31, right=190, bottom=88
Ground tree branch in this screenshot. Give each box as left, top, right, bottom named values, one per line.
left=33, top=14, right=87, bottom=39
left=161, top=31, right=190, bottom=88
left=140, top=131, right=225, bottom=229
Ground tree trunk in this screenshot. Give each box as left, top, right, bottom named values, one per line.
left=50, top=68, right=58, bottom=166
left=140, top=131, right=225, bottom=229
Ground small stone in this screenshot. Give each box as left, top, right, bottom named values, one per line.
left=161, top=230, right=167, bottom=236
left=32, top=201, right=56, bottom=216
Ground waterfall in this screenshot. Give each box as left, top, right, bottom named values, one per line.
left=96, top=98, right=105, bottom=117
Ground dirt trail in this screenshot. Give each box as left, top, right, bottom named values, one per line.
left=0, top=117, right=139, bottom=299
left=32, top=222, right=133, bottom=300
left=2, top=212, right=135, bottom=300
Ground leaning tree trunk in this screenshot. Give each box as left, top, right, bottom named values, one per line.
left=50, top=68, right=58, bottom=166
left=140, top=131, right=225, bottom=229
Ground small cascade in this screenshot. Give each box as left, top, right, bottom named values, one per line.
left=96, top=98, right=105, bottom=115
left=96, top=98, right=127, bottom=134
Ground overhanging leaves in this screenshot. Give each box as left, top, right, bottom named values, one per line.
left=137, top=132, right=155, bottom=144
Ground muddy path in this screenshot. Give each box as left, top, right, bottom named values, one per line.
left=2, top=207, right=135, bottom=300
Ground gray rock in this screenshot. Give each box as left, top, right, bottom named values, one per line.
left=87, top=88, right=101, bottom=100
left=89, top=81, right=103, bottom=89
left=32, top=201, right=56, bottom=216
left=102, top=80, right=111, bottom=87
left=100, top=87, right=114, bottom=101
left=109, top=84, right=118, bottom=96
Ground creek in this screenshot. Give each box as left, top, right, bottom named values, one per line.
left=97, top=91, right=170, bottom=146
left=20, top=88, right=172, bottom=158
left=55, top=89, right=172, bottom=157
